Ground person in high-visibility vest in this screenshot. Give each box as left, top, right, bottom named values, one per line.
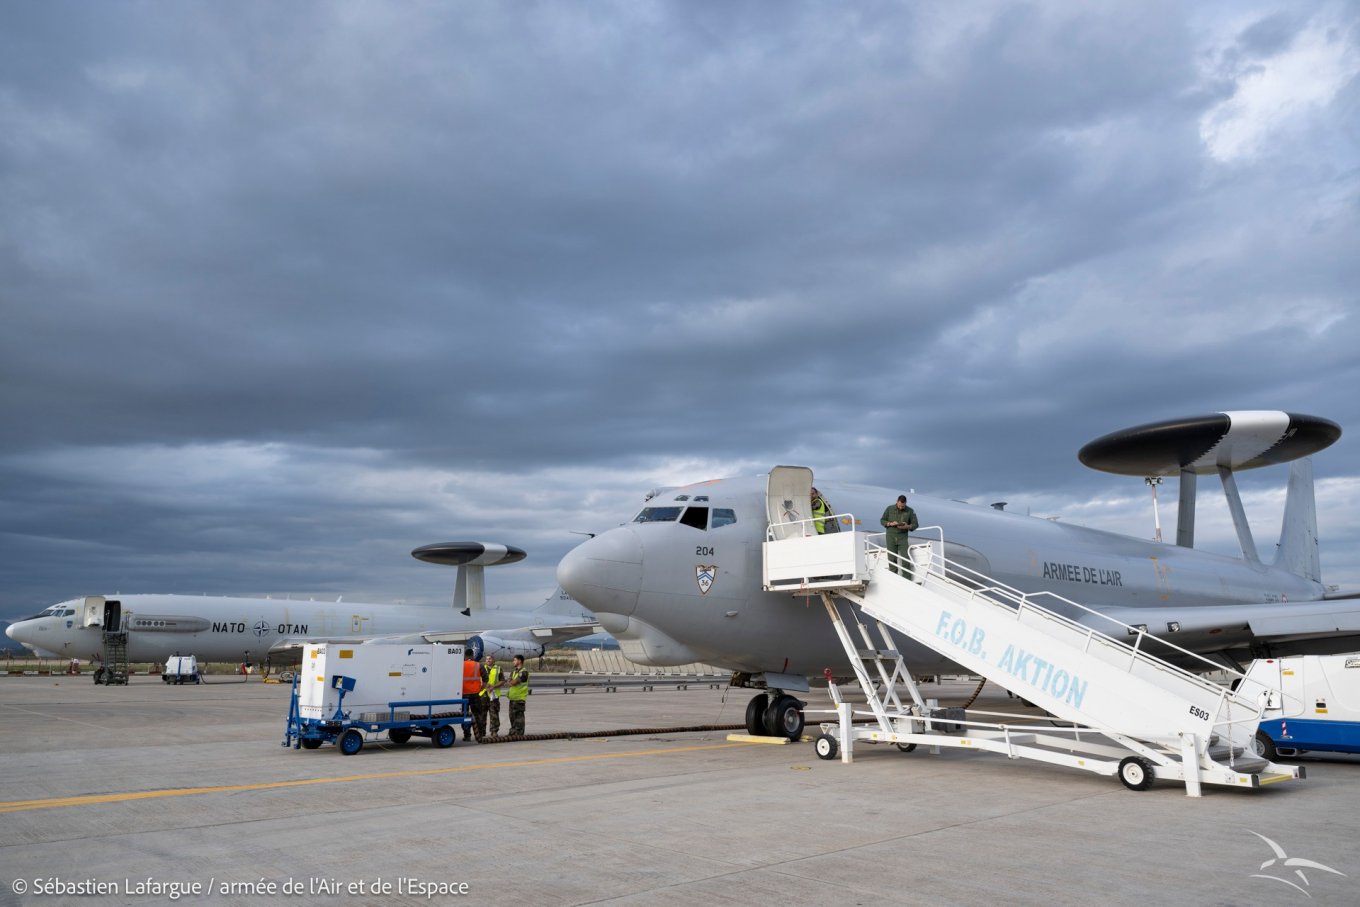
left=462, top=650, right=484, bottom=741
left=811, top=487, right=839, bottom=535
left=507, top=654, right=531, bottom=736
left=481, top=655, right=504, bottom=737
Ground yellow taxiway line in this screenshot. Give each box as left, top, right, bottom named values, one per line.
left=0, top=741, right=754, bottom=814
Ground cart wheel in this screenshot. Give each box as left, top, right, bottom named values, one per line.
left=301, top=738, right=322, bottom=750
left=895, top=742, right=917, bottom=753
left=1117, top=756, right=1155, bottom=791
left=1251, top=730, right=1278, bottom=761
left=433, top=725, right=455, bottom=748
left=814, top=733, right=838, bottom=761
left=338, top=729, right=364, bottom=756
left=388, top=728, right=412, bottom=745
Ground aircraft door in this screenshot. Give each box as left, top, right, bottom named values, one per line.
left=766, top=466, right=815, bottom=540
left=103, top=600, right=122, bottom=633
left=81, top=596, right=106, bottom=628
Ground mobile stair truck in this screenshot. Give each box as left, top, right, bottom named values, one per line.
left=1241, top=654, right=1360, bottom=760
left=761, top=466, right=1304, bottom=796
left=283, top=643, right=471, bottom=755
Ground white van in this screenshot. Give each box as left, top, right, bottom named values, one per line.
left=1240, top=654, right=1360, bottom=759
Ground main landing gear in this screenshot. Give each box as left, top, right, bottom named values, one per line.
left=744, top=692, right=805, bottom=740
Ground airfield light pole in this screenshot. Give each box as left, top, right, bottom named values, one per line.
left=1145, top=476, right=1163, bottom=543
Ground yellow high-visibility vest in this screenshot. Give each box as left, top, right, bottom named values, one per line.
left=482, top=664, right=502, bottom=699
left=507, top=668, right=529, bottom=701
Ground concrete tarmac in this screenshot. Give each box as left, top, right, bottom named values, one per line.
left=1, top=675, right=1357, bottom=906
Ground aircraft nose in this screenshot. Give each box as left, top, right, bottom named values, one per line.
left=4, top=623, right=16, bottom=641
left=557, top=527, right=643, bottom=620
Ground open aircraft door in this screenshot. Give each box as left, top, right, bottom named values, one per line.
left=766, top=466, right=815, bottom=540
left=80, top=596, right=106, bottom=629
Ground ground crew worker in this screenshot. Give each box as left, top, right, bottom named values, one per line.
left=462, top=649, right=484, bottom=741
left=481, top=654, right=504, bottom=737
left=810, top=487, right=838, bottom=534
left=507, top=654, right=530, bottom=736
left=881, top=494, right=920, bottom=578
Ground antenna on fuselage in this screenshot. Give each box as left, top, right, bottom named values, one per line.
left=1079, top=411, right=1340, bottom=559
left=410, top=542, right=528, bottom=615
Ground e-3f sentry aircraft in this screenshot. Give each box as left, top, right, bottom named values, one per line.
left=6, top=542, right=598, bottom=668
left=557, top=412, right=1360, bottom=738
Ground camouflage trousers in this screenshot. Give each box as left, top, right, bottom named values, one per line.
left=467, top=694, right=485, bottom=740
left=486, top=697, right=501, bottom=736
left=509, top=699, right=526, bottom=736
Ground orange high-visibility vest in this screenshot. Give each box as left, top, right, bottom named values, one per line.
left=463, top=659, right=482, bottom=696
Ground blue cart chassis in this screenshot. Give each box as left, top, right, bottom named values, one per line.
left=283, top=673, right=471, bottom=755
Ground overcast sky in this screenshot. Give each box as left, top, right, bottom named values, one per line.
left=3, top=1, right=1358, bottom=624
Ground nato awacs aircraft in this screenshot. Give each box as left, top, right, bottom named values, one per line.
left=558, top=411, right=1360, bottom=739
left=6, top=542, right=598, bottom=668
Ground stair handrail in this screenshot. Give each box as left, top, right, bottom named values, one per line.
left=861, top=534, right=1252, bottom=704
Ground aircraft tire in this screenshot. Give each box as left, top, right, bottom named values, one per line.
left=745, top=694, right=769, bottom=736
left=339, top=729, right=364, bottom=756
left=764, top=695, right=805, bottom=741
left=1117, top=756, right=1155, bottom=791
left=814, top=733, right=838, bottom=760
left=1251, top=730, right=1278, bottom=761
left=433, top=725, right=456, bottom=748
left=388, top=728, right=413, bottom=745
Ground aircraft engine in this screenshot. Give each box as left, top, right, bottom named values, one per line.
left=466, top=634, right=546, bottom=662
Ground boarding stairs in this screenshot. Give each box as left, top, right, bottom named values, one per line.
left=99, top=631, right=129, bottom=685
left=759, top=467, right=1301, bottom=794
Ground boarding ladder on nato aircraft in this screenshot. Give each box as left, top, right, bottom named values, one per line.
left=759, top=467, right=1302, bottom=795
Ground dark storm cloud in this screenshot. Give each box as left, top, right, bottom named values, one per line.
left=2, top=1, right=1358, bottom=617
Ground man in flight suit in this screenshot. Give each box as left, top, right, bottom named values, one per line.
left=881, top=494, right=920, bottom=579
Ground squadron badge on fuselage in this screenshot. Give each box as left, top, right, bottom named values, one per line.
left=696, top=565, right=717, bottom=595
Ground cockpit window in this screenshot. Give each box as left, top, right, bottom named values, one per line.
left=634, top=506, right=683, bottom=523
left=711, top=508, right=737, bottom=528
left=679, top=506, right=709, bottom=530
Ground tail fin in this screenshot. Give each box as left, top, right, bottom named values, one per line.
left=534, top=586, right=584, bottom=616
left=1274, top=457, right=1321, bottom=582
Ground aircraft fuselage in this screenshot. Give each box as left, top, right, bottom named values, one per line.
left=557, top=476, right=1323, bottom=676
left=5, top=594, right=593, bottom=664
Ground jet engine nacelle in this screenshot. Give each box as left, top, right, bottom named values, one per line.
left=466, top=634, right=546, bottom=662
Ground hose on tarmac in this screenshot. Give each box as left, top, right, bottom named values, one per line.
left=472, top=723, right=747, bottom=744
left=957, top=677, right=987, bottom=709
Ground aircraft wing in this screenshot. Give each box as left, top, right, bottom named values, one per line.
left=1085, top=599, right=1360, bottom=661
left=418, top=622, right=601, bottom=646
left=267, top=622, right=602, bottom=654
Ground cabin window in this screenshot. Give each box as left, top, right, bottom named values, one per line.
left=633, top=506, right=683, bottom=523
left=711, top=508, right=737, bottom=528
left=680, top=506, right=709, bottom=530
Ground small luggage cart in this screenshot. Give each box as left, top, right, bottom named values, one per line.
left=283, top=673, right=471, bottom=755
